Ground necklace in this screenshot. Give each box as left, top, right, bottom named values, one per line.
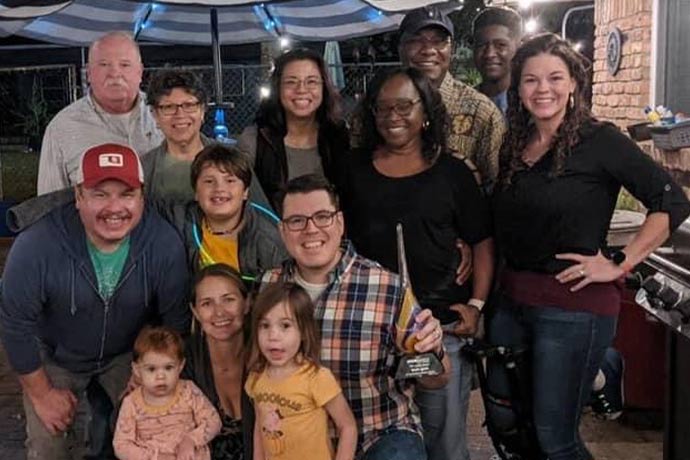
left=205, top=219, right=239, bottom=236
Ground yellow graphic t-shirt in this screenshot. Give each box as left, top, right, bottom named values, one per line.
left=199, top=221, right=240, bottom=270
left=245, top=364, right=342, bottom=460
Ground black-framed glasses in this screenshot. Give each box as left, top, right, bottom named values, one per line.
left=156, top=101, right=201, bottom=116
left=282, top=210, right=338, bottom=231
left=372, top=99, right=422, bottom=118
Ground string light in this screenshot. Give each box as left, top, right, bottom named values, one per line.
left=525, top=18, right=539, bottom=33
left=260, top=86, right=271, bottom=99
left=519, top=0, right=533, bottom=9
left=573, top=41, right=583, bottom=51
left=279, top=36, right=291, bottom=49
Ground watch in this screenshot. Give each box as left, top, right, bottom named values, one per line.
left=609, top=250, right=627, bottom=265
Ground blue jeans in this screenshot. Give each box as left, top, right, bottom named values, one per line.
left=414, top=332, right=472, bottom=460
left=362, top=429, right=427, bottom=460
left=486, top=293, right=616, bottom=460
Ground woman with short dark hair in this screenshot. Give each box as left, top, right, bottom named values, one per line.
left=143, top=69, right=210, bottom=200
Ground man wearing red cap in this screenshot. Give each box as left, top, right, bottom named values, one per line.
left=0, top=143, right=190, bottom=459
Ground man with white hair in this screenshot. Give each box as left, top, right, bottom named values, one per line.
left=37, top=31, right=162, bottom=195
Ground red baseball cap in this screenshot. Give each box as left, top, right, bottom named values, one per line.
left=78, top=143, right=144, bottom=188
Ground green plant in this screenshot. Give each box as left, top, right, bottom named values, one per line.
left=13, top=76, right=49, bottom=141
left=615, top=188, right=643, bottom=212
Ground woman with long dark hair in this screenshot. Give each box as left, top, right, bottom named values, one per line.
left=237, top=48, right=349, bottom=211
left=489, top=33, right=690, bottom=460
left=340, top=67, right=494, bottom=460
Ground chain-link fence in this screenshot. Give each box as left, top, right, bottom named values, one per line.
left=0, top=64, right=77, bottom=148
left=0, top=61, right=402, bottom=147
left=144, top=62, right=400, bottom=138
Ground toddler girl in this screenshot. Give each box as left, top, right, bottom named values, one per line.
left=114, top=326, right=222, bottom=460
left=246, top=282, right=357, bottom=460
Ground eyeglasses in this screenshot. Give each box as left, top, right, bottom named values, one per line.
left=403, top=35, right=451, bottom=53
left=282, top=210, right=338, bottom=231
left=281, top=77, right=323, bottom=91
left=372, top=99, right=422, bottom=118
left=156, top=101, right=201, bottom=116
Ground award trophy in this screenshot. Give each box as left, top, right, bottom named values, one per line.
left=394, top=223, right=444, bottom=379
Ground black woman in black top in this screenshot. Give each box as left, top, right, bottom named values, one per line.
left=489, top=33, right=690, bottom=460
left=339, top=67, right=494, bottom=460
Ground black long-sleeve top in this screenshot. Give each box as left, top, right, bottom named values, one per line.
left=493, top=121, right=690, bottom=274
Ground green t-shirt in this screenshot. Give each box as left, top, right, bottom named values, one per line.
left=152, top=154, right=194, bottom=201
left=87, top=236, right=131, bottom=300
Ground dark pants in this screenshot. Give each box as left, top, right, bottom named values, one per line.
left=24, top=353, right=130, bottom=460
left=486, top=293, right=616, bottom=460
left=362, top=430, right=427, bottom=460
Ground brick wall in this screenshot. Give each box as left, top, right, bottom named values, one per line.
left=592, top=0, right=690, bottom=193
left=591, top=0, right=652, bottom=130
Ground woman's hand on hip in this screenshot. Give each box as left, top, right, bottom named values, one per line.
left=555, top=251, right=625, bottom=292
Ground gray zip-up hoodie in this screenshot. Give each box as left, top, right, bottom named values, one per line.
left=0, top=203, right=190, bottom=374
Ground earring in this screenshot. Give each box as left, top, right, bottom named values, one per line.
left=423, top=120, right=430, bottom=130
left=568, top=93, right=575, bottom=110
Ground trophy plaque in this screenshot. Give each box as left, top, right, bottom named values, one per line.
left=394, top=223, right=444, bottom=379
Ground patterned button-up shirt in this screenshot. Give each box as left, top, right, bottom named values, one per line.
left=259, top=241, right=422, bottom=456
left=439, top=72, right=506, bottom=193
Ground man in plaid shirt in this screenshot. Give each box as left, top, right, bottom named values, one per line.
left=260, top=174, right=450, bottom=460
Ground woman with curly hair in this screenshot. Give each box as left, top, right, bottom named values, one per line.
left=489, top=33, right=690, bottom=459
left=237, top=48, right=349, bottom=211
left=340, top=67, right=494, bottom=460
left=143, top=69, right=210, bottom=200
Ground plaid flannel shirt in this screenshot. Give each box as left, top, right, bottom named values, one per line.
left=259, top=241, right=422, bottom=455
left=439, top=72, right=506, bottom=193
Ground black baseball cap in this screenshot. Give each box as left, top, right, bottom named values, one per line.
left=400, top=6, right=454, bottom=41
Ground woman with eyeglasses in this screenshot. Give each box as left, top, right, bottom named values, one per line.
left=237, top=47, right=349, bottom=212
left=339, top=67, right=495, bottom=460
left=143, top=69, right=212, bottom=200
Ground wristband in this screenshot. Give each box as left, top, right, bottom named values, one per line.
left=467, top=298, right=485, bottom=312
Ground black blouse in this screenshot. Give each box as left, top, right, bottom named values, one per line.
left=341, top=151, right=492, bottom=324
left=182, top=332, right=254, bottom=460
left=492, top=121, right=690, bottom=274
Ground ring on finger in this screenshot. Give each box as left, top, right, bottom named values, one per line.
left=579, top=268, right=586, bottom=277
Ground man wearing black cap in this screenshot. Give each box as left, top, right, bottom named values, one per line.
left=0, top=143, right=190, bottom=459
left=399, top=5, right=505, bottom=193
left=397, top=7, right=504, bottom=460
